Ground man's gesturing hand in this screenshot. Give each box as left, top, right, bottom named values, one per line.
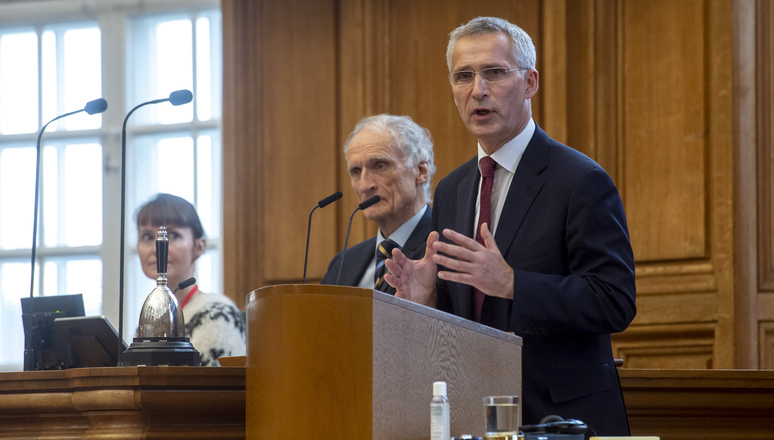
left=384, top=231, right=439, bottom=306
left=433, top=223, right=514, bottom=299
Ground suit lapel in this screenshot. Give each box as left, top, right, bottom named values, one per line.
left=494, top=126, right=548, bottom=258
left=484, top=125, right=549, bottom=329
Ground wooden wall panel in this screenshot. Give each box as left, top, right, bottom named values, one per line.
left=563, top=0, right=596, bottom=160
left=754, top=0, right=774, bottom=368
left=612, top=323, right=715, bottom=369
left=623, top=0, right=707, bottom=263
left=222, top=0, right=264, bottom=308
left=540, top=0, right=568, bottom=145
left=759, top=322, right=774, bottom=369
left=260, top=0, right=339, bottom=282
left=707, top=0, right=736, bottom=369
left=541, top=0, right=622, bottom=181
left=759, top=0, right=774, bottom=291
left=733, top=0, right=759, bottom=371
left=222, top=0, right=340, bottom=306
left=610, top=0, right=736, bottom=369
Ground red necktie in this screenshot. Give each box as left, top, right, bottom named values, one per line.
left=474, top=156, right=496, bottom=322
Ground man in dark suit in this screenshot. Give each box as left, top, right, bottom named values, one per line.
left=321, top=114, right=435, bottom=294
left=385, top=17, right=636, bottom=436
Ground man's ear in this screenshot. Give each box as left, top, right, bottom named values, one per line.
left=416, top=161, right=429, bottom=185
left=525, top=69, right=539, bottom=99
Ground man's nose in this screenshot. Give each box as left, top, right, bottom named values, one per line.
left=471, top=73, right=490, bottom=98
left=356, top=170, right=377, bottom=191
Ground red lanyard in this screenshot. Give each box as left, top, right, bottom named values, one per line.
left=180, top=285, right=199, bottom=309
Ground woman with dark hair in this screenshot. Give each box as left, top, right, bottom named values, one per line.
left=135, top=193, right=245, bottom=366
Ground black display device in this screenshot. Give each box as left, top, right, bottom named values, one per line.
left=20, top=293, right=85, bottom=370
left=53, top=315, right=128, bottom=368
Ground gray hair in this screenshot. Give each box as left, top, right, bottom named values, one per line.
left=446, top=16, right=536, bottom=72
left=343, top=114, right=436, bottom=203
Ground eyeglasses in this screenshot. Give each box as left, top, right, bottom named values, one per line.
left=449, top=67, right=527, bottom=87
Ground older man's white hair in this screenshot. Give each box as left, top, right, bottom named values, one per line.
left=343, top=114, right=436, bottom=203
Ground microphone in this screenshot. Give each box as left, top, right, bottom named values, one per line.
left=139, top=89, right=193, bottom=106
left=169, top=89, right=194, bottom=106
left=303, top=191, right=343, bottom=284
left=173, top=277, right=197, bottom=295
left=29, top=98, right=108, bottom=299
left=84, top=98, right=108, bottom=115
left=318, top=191, right=344, bottom=209
left=117, top=90, right=193, bottom=366
left=334, top=195, right=380, bottom=285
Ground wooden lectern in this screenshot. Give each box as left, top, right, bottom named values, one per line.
left=246, top=285, right=522, bottom=439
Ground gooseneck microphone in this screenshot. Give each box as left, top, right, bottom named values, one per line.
left=334, top=195, right=380, bottom=285
left=173, top=277, right=197, bottom=295
left=303, top=191, right=343, bottom=284
left=117, top=90, right=193, bottom=366
left=29, top=98, right=108, bottom=299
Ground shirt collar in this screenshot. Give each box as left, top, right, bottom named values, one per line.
left=477, top=118, right=535, bottom=174
left=376, top=204, right=428, bottom=247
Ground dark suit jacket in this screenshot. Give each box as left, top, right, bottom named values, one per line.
left=320, top=206, right=432, bottom=290
left=432, top=125, right=636, bottom=436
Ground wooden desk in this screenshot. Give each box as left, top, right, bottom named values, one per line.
left=620, top=369, right=774, bottom=440
left=3, top=363, right=770, bottom=440
left=0, top=366, right=245, bottom=440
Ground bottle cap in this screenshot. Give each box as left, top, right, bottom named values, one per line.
left=433, top=381, right=447, bottom=397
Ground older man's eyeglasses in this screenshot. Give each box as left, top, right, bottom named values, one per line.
left=449, top=67, right=527, bottom=87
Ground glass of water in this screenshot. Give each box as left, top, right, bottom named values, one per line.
left=484, top=395, right=520, bottom=437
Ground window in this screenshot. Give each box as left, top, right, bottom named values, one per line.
left=0, top=0, right=222, bottom=370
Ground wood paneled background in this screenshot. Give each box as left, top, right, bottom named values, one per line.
left=221, top=0, right=774, bottom=370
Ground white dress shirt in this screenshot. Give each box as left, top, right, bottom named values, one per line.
left=474, top=118, right=535, bottom=237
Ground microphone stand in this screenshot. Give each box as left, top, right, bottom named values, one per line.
left=335, top=195, right=380, bottom=285
left=117, top=90, right=193, bottom=366
left=303, top=191, right=342, bottom=283
left=29, top=99, right=108, bottom=299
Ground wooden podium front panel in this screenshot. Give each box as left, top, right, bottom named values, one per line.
left=246, top=285, right=373, bottom=439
